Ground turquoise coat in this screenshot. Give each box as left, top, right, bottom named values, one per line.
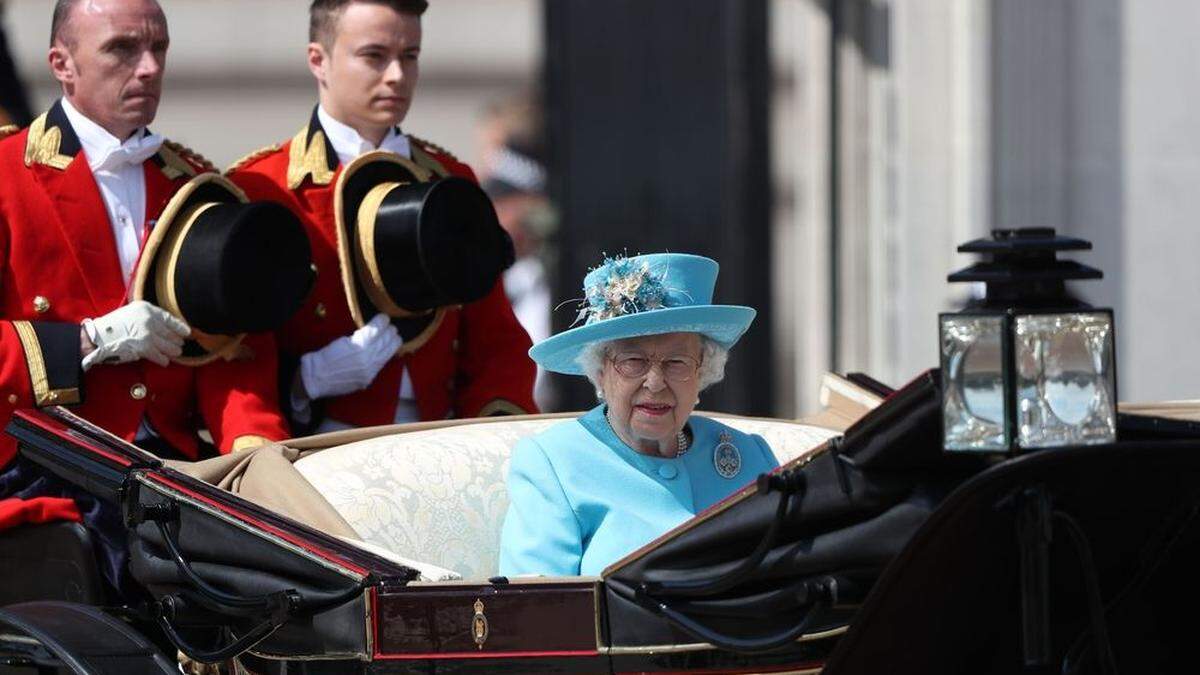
left=499, top=405, right=779, bottom=577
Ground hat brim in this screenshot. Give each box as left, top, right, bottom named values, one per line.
left=529, top=305, right=756, bottom=375
left=130, top=173, right=247, bottom=367
left=333, top=150, right=434, bottom=328
left=333, top=151, right=446, bottom=353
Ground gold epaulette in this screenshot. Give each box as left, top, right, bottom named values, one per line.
left=163, top=140, right=215, bottom=173
left=226, top=142, right=282, bottom=175
left=407, top=134, right=458, bottom=162
left=0, top=125, right=18, bottom=140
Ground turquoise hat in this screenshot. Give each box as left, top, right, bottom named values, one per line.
left=530, top=253, right=756, bottom=375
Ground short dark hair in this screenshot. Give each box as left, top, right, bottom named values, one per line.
left=50, top=0, right=79, bottom=47
left=309, top=0, right=428, bottom=46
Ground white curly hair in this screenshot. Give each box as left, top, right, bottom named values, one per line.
left=576, top=335, right=729, bottom=401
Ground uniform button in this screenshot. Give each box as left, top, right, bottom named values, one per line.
left=452, top=339, right=461, bottom=352
left=315, top=303, right=327, bottom=319
left=7, top=394, right=17, bottom=405
left=32, top=296, right=50, bottom=314
left=657, top=465, right=678, bottom=480
left=46, top=391, right=59, bottom=403
left=310, top=263, right=319, bottom=277
left=130, top=384, right=148, bottom=400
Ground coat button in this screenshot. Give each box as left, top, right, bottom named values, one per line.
left=130, top=384, right=148, bottom=400
left=315, top=303, right=327, bottom=319
left=310, top=263, right=319, bottom=277
left=452, top=339, right=461, bottom=352
left=657, top=465, right=678, bottom=480
left=32, top=296, right=50, bottom=314
left=46, top=391, right=59, bottom=403
left=6, top=394, right=16, bottom=405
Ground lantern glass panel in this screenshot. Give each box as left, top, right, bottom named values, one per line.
left=941, top=315, right=1009, bottom=451
left=1014, top=312, right=1116, bottom=448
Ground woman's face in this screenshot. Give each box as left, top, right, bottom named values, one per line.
left=599, top=332, right=704, bottom=457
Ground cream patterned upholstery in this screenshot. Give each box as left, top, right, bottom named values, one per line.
left=293, top=416, right=838, bottom=580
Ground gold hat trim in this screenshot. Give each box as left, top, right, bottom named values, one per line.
left=354, top=182, right=432, bottom=319
left=131, top=173, right=249, bottom=366
left=155, top=202, right=215, bottom=321
left=395, top=307, right=447, bottom=358
left=332, top=150, right=432, bottom=327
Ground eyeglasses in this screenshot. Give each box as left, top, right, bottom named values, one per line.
left=608, top=354, right=701, bottom=383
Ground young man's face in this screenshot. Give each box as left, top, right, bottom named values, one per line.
left=49, top=0, right=169, bottom=139
left=310, top=2, right=421, bottom=138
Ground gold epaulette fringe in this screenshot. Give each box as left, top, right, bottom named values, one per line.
left=0, top=124, right=18, bottom=139
left=226, top=142, right=282, bottom=174
left=407, top=134, right=458, bottom=161
left=164, top=140, right=215, bottom=173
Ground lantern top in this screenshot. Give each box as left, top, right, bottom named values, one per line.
left=948, top=228, right=1102, bottom=306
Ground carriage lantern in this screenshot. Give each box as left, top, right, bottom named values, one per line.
left=939, top=228, right=1117, bottom=453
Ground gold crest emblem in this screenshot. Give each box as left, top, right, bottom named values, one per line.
left=472, top=599, right=489, bottom=649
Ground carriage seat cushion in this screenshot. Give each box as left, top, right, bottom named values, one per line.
left=292, top=415, right=838, bottom=580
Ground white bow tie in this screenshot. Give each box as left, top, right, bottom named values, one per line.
left=90, top=132, right=164, bottom=173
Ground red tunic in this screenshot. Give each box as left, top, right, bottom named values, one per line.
left=228, top=111, right=537, bottom=426
left=0, top=103, right=290, bottom=527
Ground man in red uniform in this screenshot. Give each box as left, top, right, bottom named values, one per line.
left=229, top=0, right=537, bottom=432
left=0, top=0, right=290, bottom=529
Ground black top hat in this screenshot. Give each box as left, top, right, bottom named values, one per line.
left=132, top=173, right=313, bottom=365
left=334, top=151, right=514, bottom=348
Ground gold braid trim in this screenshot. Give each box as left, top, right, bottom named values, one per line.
left=165, top=140, right=215, bottom=171
left=0, top=124, right=18, bottom=140
left=406, top=134, right=458, bottom=161
left=407, top=134, right=460, bottom=178
left=24, top=113, right=73, bottom=170
left=287, top=126, right=335, bottom=189
left=225, top=142, right=282, bottom=175
left=159, top=140, right=214, bottom=179
left=12, top=321, right=80, bottom=407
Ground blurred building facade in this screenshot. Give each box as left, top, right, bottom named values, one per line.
left=773, top=0, right=1200, bottom=413
left=3, top=0, right=542, bottom=169
left=4, top=0, right=1198, bottom=415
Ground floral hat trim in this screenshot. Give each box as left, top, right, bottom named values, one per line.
left=573, top=254, right=688, bottom=326
left=531, top=252, right=756, bottom=375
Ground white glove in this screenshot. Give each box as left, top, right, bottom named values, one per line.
left=299, top=313, right=403, bottom=400
left=82, top=301, right=192, bottom=370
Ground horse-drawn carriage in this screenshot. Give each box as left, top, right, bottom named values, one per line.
left=2, top=367, right=1198, bottom=674
left=4, top=229, right=1200, bottom=674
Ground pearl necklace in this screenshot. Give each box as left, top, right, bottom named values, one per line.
left=605, top=409, right=691, bottom=458
left=675, top=428, right=692, bottom=456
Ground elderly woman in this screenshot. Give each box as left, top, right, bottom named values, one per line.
left=499, top=253, right=778, bottom=576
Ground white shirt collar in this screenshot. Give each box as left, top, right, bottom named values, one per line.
left=60, top=97, right=151, bottom=172
left=317, top=105, right=411, bottom=166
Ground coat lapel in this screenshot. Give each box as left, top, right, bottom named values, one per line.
left=27, top=102, right=127, bottom=311
left=143, top=154, right=179, bottom=230
left=287, top=107, right=339, bottom=190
